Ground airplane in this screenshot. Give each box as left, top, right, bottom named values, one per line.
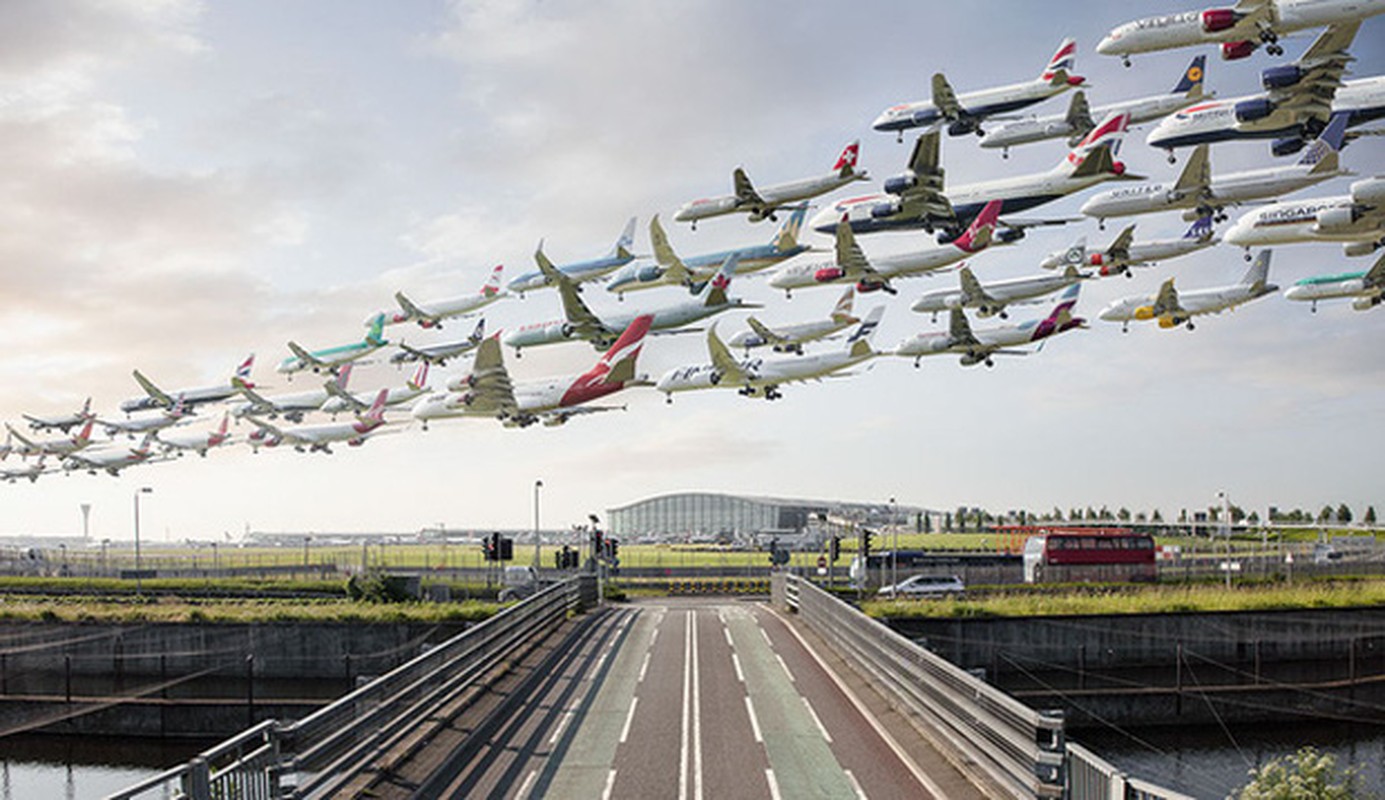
left=62, top=433, right=160, bottom=477
left=605, top=208, right=811, bottom=298
left=100, top=395, right=193, bottom=438
left=5, top=418, right=96, bottom=459
left=246, top=388, right=391, bottom=454
left=321, top=362, right=432, bottom=415
left=412, top=315, right=654, bottom=428
left=121, top=354, right=256, bottom=414
left=673, top=141, right=868, bottom=228
left=1223, top=176, right=1385, bottom=256
left=1083, top=111, right=1350, bottom=224
left=980, top=56, right=1209, bottom=157
left=390, top=317, right=487, bottom=368
left=1142, top=24, right=1374, bottom=157
left=0, top=457, right=49, bottom=484
left=655, top=306, right=885, bottom=402
left=1098, top=250, right=1278, bottom=331
left=814, top=112, right=1136, bottom=237
left=1096, top=0, right=1385, bottom=65
left=501, top=249, right=757, bottom=355
left=230, top=365, right=352, bottom=421
left=872, top=39, right=1084, bottom=141
left=377, top=264, right=507, bottom=329
left=0, top=431, right=11, bottom=461
left=278, top=314, right=389, bottom=378
left=1040, top=215, right=1221, bottom=277
left=911, top=265, right=1087, bottom=321
left=725, top=286, right=859, bottom=354
left=506, top=218, right=638, bottom=295
left=895, top=284, right=1086, bottom=368
left=1284, top=251, right=1385, bottom=311
left=771, top=200, right=1004, bottom=296
left=158, top=412, right=233, bottom=458
left=22, top=398, right=94, bottom=433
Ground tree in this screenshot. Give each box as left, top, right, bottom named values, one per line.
left=921, top=513, right=932, bottom=534
left=1135, top=511, right=1147, bottom=523
left=943, top=512, right=952, bottom=532
left=1366, top=506, right=1377, bottom=526
left=1234, top=747, right=1364, bottom=799
left=1152, top=509, right=1163, bottom=523
left=1117, top=507, right=1132, bottom=522
left=1336, top=504, right=1353, bottom=524
left=1319, top=505, right=1335, bottom=524
left=1247, top=511, right=1260, bottom=525
left=1230, top=505, right=1246, bottom=524
left=1178, top=509, right=1188, bottom=524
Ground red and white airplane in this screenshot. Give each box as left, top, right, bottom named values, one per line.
left=62, top=433, right=161, bottom=477
left=375, top=264, right=508, bottom=329
left=5, top=418, right=96, bottom=459
left=247, top=388, right=391, bottom=454
left=412, top=315, right=653, bottom=429
left=158, top=413, right=233, bottom=458
left=674, top=142, right=868, bottom=228
left=22, top=398, right=94, bottom=433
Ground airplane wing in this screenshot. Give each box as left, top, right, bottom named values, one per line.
left=286, top=342, right=325, bottom=370
left=732, top=168, right=767, bottom=210
left=649, top=215, right=692, bottom=286
left=394, top=292, right=437, bottom=326
left=834, top=217, right=881, bottom=281
left=1151, top=279, right=1184, bottom=317
left=534, top=405, right=627, bottom=427
left=745, top=317, right=789, bottom=347
left=930, top=73, right=962, bottom=123
left=957, top=267, right=997, bottom=306
left=1064, top=92, right=1094, bottom=145
left=1364, top=253, right=1385, bottom=289
left=536, top=247, right=613, bottom=342
left=947, top=308, right=980, bottom=348
left=1106, top=225, right=1136, bottom=262
left=132, top=370, right=175, bottom=409
left=233, top=381, right=276, bottom=412
left=323, top=378, right=367, bottom=413
left=248, top=418, right=290, bottom=444
left=705, top=326, right=748, bottom=386
left=461, top=337, right=519, bottom=417
left=1268, top=22, right=1359, bottom=125
left=895, top=132, right=953, bottom=222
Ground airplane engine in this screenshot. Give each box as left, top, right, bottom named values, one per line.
left=1313, top=206, right=1364, bottom=235
left=814, top=267, right=845, bottom=284
left=1233, top=98, right=1275, bottom=124
left=1352, top=295, right=1382, bottom=311
left=882, top=175, right=917, bottom=197
left=1350, top=178, right=1385, bottom=206
left=996, top=227, right=1026, bottom=244
left=348, top=438, right=366, bottom=447
left=1260, top=65, right=1303, bottom=91
left=1220, top=41, right=1256, bottom=60
left=946, top=119, right=978, bottom=137
left=1201, top=8, right=1240, bottom=32
left=959, top=353, right=986, bottom=366
left=1344, top=241, right=1381, bottom=257
left=560, top=322, right=576, bottom=339
left=1157, top=316, right=1182, bottom=329
left=1271, top=137, right=1307, bottom=157
left=1133, top=306, right=1156, bottom=321
left=636, top=265, right=662, bottom=283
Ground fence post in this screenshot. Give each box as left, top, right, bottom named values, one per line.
left=246, top=654, right=255, bottom=727
left=184, top=756, right=211, bottom=800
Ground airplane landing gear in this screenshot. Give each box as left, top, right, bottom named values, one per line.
left=1001, top=147, right=1010, bottom=160
left=984, top=358, right=995, bottom=368
left=1244, top=250, right=1253, bottom=262
left=664, top=394, right=673, bottom=405
left=1186, top=320, right=1196, bottom=331
left=1122, top=56, right=1131, bottom=68
left=913, top=358, right=922, bottom=369
left=1166, top=150, right=1176, bottom=164
left=896, top=131, right=904, bottom=144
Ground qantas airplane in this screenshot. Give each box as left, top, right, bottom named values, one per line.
left=506, top=218, right=638, bottom=295
left=1096, top=0, right=1384, bottom=65
left=279, top=314, right=389, bottom=378
left=122, top=354, right=255, bottom=414
left=1223, top=176, right=1385, bottom=256
left=6, top=418, right=96, bottom=459
left=412, top=315, right=653, bottom=428
left=815, top=113, right=1135, bottom=237
left=725, top=286, right=858, bottom=354
left=872, top=39, right=1084, bottom=141
left=1099, top=251, right=1277, bottom=331
left=673, top=141, right=868, bottom=228
left=1040, top=216, right=1221, bottom=277
left=22, top=398, right=94, bottom=433
left=377, top=264, right=507, bottom=329
left=246, top=388, right=391, bottom=454
left=231, top=365, right=351, bottom=421
left=321, top=362, right=432, bottom=415
left=605, top=209, right=811, bottom=298
left=158, top=413, right=233, bottom=458
left=1284, top=252, right=1385, bottom=311
left=896, top=284, right=1086, bottom=367
left=655, top=307, right=884, bottom=402
left=63, top=433, right=160, bottom=477
left=911, top=265, right=1087, bottom=321
left=390, top=318, right=486, bottom=367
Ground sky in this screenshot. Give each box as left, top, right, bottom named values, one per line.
left=1, top=0, right=1383, bottom=543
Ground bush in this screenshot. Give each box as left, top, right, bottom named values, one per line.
left=1234, top=747, right=1367, bottom=799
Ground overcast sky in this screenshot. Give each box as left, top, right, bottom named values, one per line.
left=2, top=0, right=1383, bottom=542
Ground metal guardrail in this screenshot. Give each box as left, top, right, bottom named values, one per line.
left=106, top=575, right=596, bottom=800
left=1066, top=743, right=1196, bottom=800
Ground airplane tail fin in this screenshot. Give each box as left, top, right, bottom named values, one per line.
left=360, top=388, right=389, bottom=423
left=591, top=314, right=653, bottom=385
left=845, top=305, right=885, bottom=359
left=1184, top=214, right=1215, bottom=242
left=953, top=199, right=1002, bottom=253
left=703, top=253, right=740, bottom=307
left=364, top=313, right=388, bottom=347
left=480, top=264, right=504, bottom=297
left=408, top=361, right=430, bottom=391
left=234, top=354, right=255, bottom=384
left=335, top=362, right=354, bottom=391
left=609, top=217, right=638, bottom=261
left=1063, top=113, right=1129, bottom=177
left=1301, top=111, right=1349, bottom=175
left=833, top=141, right=862, bottom=179
left=1046, top=283, right=1082, bottom=323
left=1057, top=236, right=1087, bottom=268
left=80, top=397, right=93, bottom=419
left=137, top=432, right=158, bottom=453
left=1040, top=38, right=1081, bottom=85
left=829, top=286, right=858, bottom=324
left=215, top=412, right=230, bottom=438
left=1171, top=55, right=1207, bottom=98
left=74, top=418, right=95, bottom=444
left=468, top=317, right=487, bottom=344
left=1241, top=250, right=1271, bottom=291
left=773, top=204, right=808, bottom=252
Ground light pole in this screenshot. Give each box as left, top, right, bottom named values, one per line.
left=890, top=496, right=898, bottom=597
left=533, top=480, right=544, bottom=569
left=133, top=486, right=153, bottom=595
left=303, top=535, right=312, bottom=574
left=80, top=504, right=92, bottom=544
left=1218, top=491, right=1232, bottom=589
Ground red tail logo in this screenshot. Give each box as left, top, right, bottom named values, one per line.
left=833, top=141, right=860, bottom=172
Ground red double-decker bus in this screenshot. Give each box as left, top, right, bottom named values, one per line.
left=1005, top=526, right=1157, bottom=583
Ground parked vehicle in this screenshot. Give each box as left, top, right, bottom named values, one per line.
left=876, top=574, right=966, bottom=598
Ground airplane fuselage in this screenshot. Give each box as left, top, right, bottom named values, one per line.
left=725, top=319, right=852, bottom=352
left=120, top=384, right=238, bottom=414
left=321, top=385, right=429, bottom=415
left=381, top=291, right=505, bottom=327
left=507, top=254, right=636, bottom=295
left=675, top=173, right=865, bottom=224
left=895, top=316, right=1080, bottom=362
left=1097, top=0, right=1385, bottom=58
left=655, top=350, right=872, bottom=397
left=230, top=389, right=329, bottom=420
left=501, top=299, right=750, bottom=352
left=981, top=92, right=1201, bottom=150
left=911, top=272, right=1084, bottom=318
left=1041, top=236, right=1219, bottom=272
left=768, top=242, right=976, bottom=292
left=1225, top=193, right=1384, bottom=248
left=1099, top=284, right=1277, bottom=325
left=606, top=242, right=811, bottom=295
left=873, top=79, right=1078, bottom=135
left=1081, top=162, right=1342, bottom=220
left=277, top=341, right=384, bottom=376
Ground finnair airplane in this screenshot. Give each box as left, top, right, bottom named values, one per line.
left=506, top=218, right=638, bottom=295
left=1285, top=252, right=1385, bottom=311
left=911, top=265, right=1087, bottom=321
left=1096, top=0, right=1385, bottom=64
left=1040, top=216, right=1221, bottom=277
left=674, top=142, right=867, bottom=228
left=391, top=318, right=487, bottom=367
left=378, top=264, right=507, bottom=329
left=231, top=366, right=351, bottom=421
left=895, top=284, right=1086, bottom=367
left=22, top=398, right=94, bottom=433
left=1223, top=176, right=1385, bottom=256
left=725, top=286, right=858, bottom=354
left=1099, top=251, right=1278, bottom=331
left=872, top=39, right=1084, bottom=141
left=606, top=209, right=811, bottom=298
left=6, top=419, right=96, bottom=459
left=100, top=395, right=193, bottom=438
left=772, top=201, right=1003, bottom=296
left=321, top=362, right=432, bottom=415
left=981, top=56, right=1209, bottom=157
left=158, top=413, right=233, bottom=458
left=247, top=388, right=391, bottom=454
left=63, top=433, right=160, bottom=477
left=1083, top=111, right=1350, bottom=225
left=413, top=315, right=653, bottom=428
left=122, top=354, right=255, bottom=414
left=655, top=307, right=884, bottom=402
left=279, top=314, right=389, bottom=378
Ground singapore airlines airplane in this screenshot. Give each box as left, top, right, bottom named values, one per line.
left=896, top=284, right=1086, bottom=367
left=506, top=218, right=638, bottom=295
left=1099, top=251, right=1278, bottom=331
left=1223, top=176, right=1385, bottom=257
left=1040, top=216, right=1220, bottom=277
left=673, top=141, right=868, bottom=228
left=378, top=264, right=507, bottom=329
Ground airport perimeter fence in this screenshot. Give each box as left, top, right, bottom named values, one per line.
left=775, top=574, right=1191, bottom=800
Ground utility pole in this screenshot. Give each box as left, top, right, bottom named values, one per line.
left=533, top=480, right=544, bottom=570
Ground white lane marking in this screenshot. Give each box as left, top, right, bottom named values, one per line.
left=802, top=697, right=832, bottom=743
left=724, top=625, right=734, bottom=648
left=516, top=768, right=539, bottom=799
left=692, top=610, right=703, bottom=800
left=638, top=651, right=651, bottom=683
left=776, top=653, right=796, bottom=683
left=619, top=696, right=639, bottom=744
left=731, top=652, right=745, bottom=684
left=760, top=627, right=774, bottom=649
left=601, top=769, right=618, bottom=800
left=844, top=769, right=868, bottom=799
left=744, top=695, right=763, bottom=743
left=548, top=709, right=574, bottom=745
left=766, top=768, right=783, bottom=800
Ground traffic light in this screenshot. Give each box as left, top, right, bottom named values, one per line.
left=608, top=538, right=619, bottom=562
left=499, top=536, right=514, bottom=561
left=829, top=535, right=841, bottom=563
left=592, top=528, right=604, bottom=560
left=861, top=527, right=874, bottom=560
left=483, top=532, right=499, bottom=561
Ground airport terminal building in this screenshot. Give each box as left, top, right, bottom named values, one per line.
left=606, top=492, right=924, bottom=544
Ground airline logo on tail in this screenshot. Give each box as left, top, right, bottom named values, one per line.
left=353, top=389, right=390, bottom=431
left=833, top=141, right=861, bottom=174
left=1040, top=38, right=1083, bottom=84
left=1299, top=112, right=1348, bottom=168
left=575, top=315, right=653, bottom=390
left=1172, top=55, right=1206, bottom=95
left=1185, top=215, right=1214, bottom=240
left=234, top=354, right=255, bottom=386
left=953, top=200, right=1003, bottom=253
left=481, top=264, right=504, bottom=297
left=1065, top=113, right=1129, bottom=171
left=408, top=362, right=430, bottom=391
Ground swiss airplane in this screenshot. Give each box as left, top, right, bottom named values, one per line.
left=725, top=286, right=859, bottom=354
left=1099, top=250, right=1278, bottom=331
left=1096, top=0, right=1384, bottom=65
left=390, top=318, right=486, bottom=367
left=1040, top=216, right=1220, bottom=277
left=506, top=218, right=638, bottom=295
left=412, top=315, right=653, bottom=428
left=377, top=264, right=507, bottom=329
left=100, top=395, right=193, bottom=439
left=1223, top=176, right=1385, bottom=256
left=321, top=362, right=432, bottom=415
left=1284, top=252, right=1385, bottom=311
left=815, top=113, right=1136, bottom=237
left=673, top=141, right=868, bottom=228
left=872, top=39, right=1084, bottom=141
left=22, top=398, right=94, bottom=433
left=158, top=413, right=233, bottom=458
left=247, top=388, right=391, bottom=454
left=772, top=201, right=1003, bottom=296
left=1083, top=111, right=1349, bottom=224
left=62, top=433, right=160, bottom=477
left=230, top=365, right=351, bottom=421
left=655, top=307, right=884, bottom=402
left=895, top=284, right=1086, bottom=367
left=980, top=56, right=1209, bottom=157
left=121, top=354, right=255, bottom=414
left=605, top=209, right=811, bottom=298
left=911, top=265, right=1087, bottom=321
left=6, top=418, right=96, bottom=459
left=279, top=314, right=389, bottom=378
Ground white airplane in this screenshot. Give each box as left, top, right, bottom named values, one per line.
left=278, top=314, right=389, bottom=378
left=1099, top=250, right=1278, bottom=331
left=501, top=250, right=757, bottom=355
left=1223, top=176, right=1385, bottom=256
left=816, top=112, right=1136, bottom=237
left=980, top=56, right=1209, bottom=157
left=22, top=398, right=94, bottom=433
left=62, top=433, right=160, bottom=477
left=321, top=362, right=432, bottom=415
left=1285, top=252, right=1385, bottom=310
left=655, top=307, right=884, bottom=402
left=606, top=209, right=812, bottom=298
left=121, top=354, right=255, bottom=414
left=1040, top=215, right=1221, bottom=277
left=100, top=395, right=193, bottom=438
left=896, top=284, right=1086, bottom=368
left=674, top=141, right=868, bottom=228
left=158, top=413, right=233, bottom=458
left=246, top=388, right=391, bottom=454
left=1142, top=23, right=1373, bottom=157
left=377, top=264, right=507, bottom=329
left=1084, top=111, right=1350, bottom=225
left=1096, top=0, right=1385, bottom=65
left=1, top=457, right=49, bottom=484
left=390, top=318, right=487, bottom=367
left=6, top=418, right=96, bottom=459
left=230, top=365, right=352, bottom=421
left=872, top=39, right=1084, bottom=141
left=912, top=265, right=1087, bottom=321
left=412, top=315, right=653, bottom=428
left=506, top=218, right=638, bottom=295
left=725, top=286, right=859, bottom=354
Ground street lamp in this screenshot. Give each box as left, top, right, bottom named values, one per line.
left=133, top=486, right=153, bottom=595
left=890, top=496, right=898, bottom=598
left=533, top=480, right=544, bottom=569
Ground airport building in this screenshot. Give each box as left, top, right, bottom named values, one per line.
left=606, top=492, right=926, bottom=544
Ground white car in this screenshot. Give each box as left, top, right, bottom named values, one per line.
left=877, top=574, right=966, bottom=598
